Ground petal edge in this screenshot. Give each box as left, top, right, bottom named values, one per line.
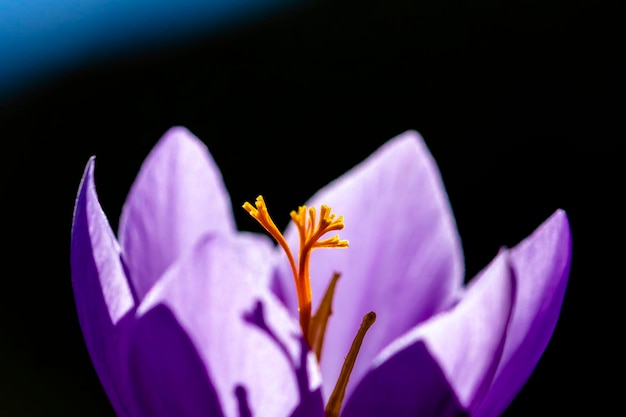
left=475, top=210, right=572, bottom=417
left=118, top=127, right=236, bottom=300
left=70, top=157, right=135, bottom=416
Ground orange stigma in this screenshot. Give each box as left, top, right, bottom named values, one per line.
left=244, top=195, right=376, bottom=416
left=243, top=195, right=348, bottom=341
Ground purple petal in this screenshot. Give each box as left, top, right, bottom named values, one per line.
left=118, top=127, right=236, bottom=301
left=342, top=252, right=515, bottom=417
left=474, top=210, right=572, bottom=417
left=341, top=340, right=467, bottom=417
left=70, top=158, right=136, bottom=417
left=125, top=305, right=225, bottom=417
left=276, top=130, right=464, bottom=399
left=135, top=234, right=325, bottom=417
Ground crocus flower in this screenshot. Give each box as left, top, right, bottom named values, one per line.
left=71, top=127, right=571, bottom=417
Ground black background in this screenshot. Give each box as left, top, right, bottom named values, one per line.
left=0, top=0, right=621, bottom=415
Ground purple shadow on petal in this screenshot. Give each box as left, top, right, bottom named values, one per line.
left=341, top=340, right=468, bottom=417
left=137, top=233, right=323, bottom=417
left=71, top=157, right=136, bottom=417
left=235, top=385, right=252, bottom=417
left=126, top=304, right=225, bottom=417
left=243, top=300, right=325, bottom=417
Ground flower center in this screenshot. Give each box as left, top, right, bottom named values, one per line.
left=243, top=195, right=376, bottom=417
left=243, top=195, right=348, bottom=338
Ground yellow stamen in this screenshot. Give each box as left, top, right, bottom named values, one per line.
left=243, top=196, right=299, bottom=287
left=309, top=272, right=341, bottom=362
left=325, top=312, right=377, bottom=417
left=243, top=195, right=348, bottom=340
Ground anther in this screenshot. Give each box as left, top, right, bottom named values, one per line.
left=309, top=272, right=341, bottom=362
left=325, top=312, right=377, bottom=417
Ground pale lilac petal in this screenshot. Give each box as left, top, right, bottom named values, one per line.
left=276, top=130, right=464, bottom=399
left=136, top=234, right=324, bottom=417
left=118, top=126, right=236, bottom=301
left=236, top=231, right=282, bottom=289
left=475, top=210, right=572, bottom=417
left=342, top=252, right=514, bottom=416
left=70, top=158, right=136, bottom=417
